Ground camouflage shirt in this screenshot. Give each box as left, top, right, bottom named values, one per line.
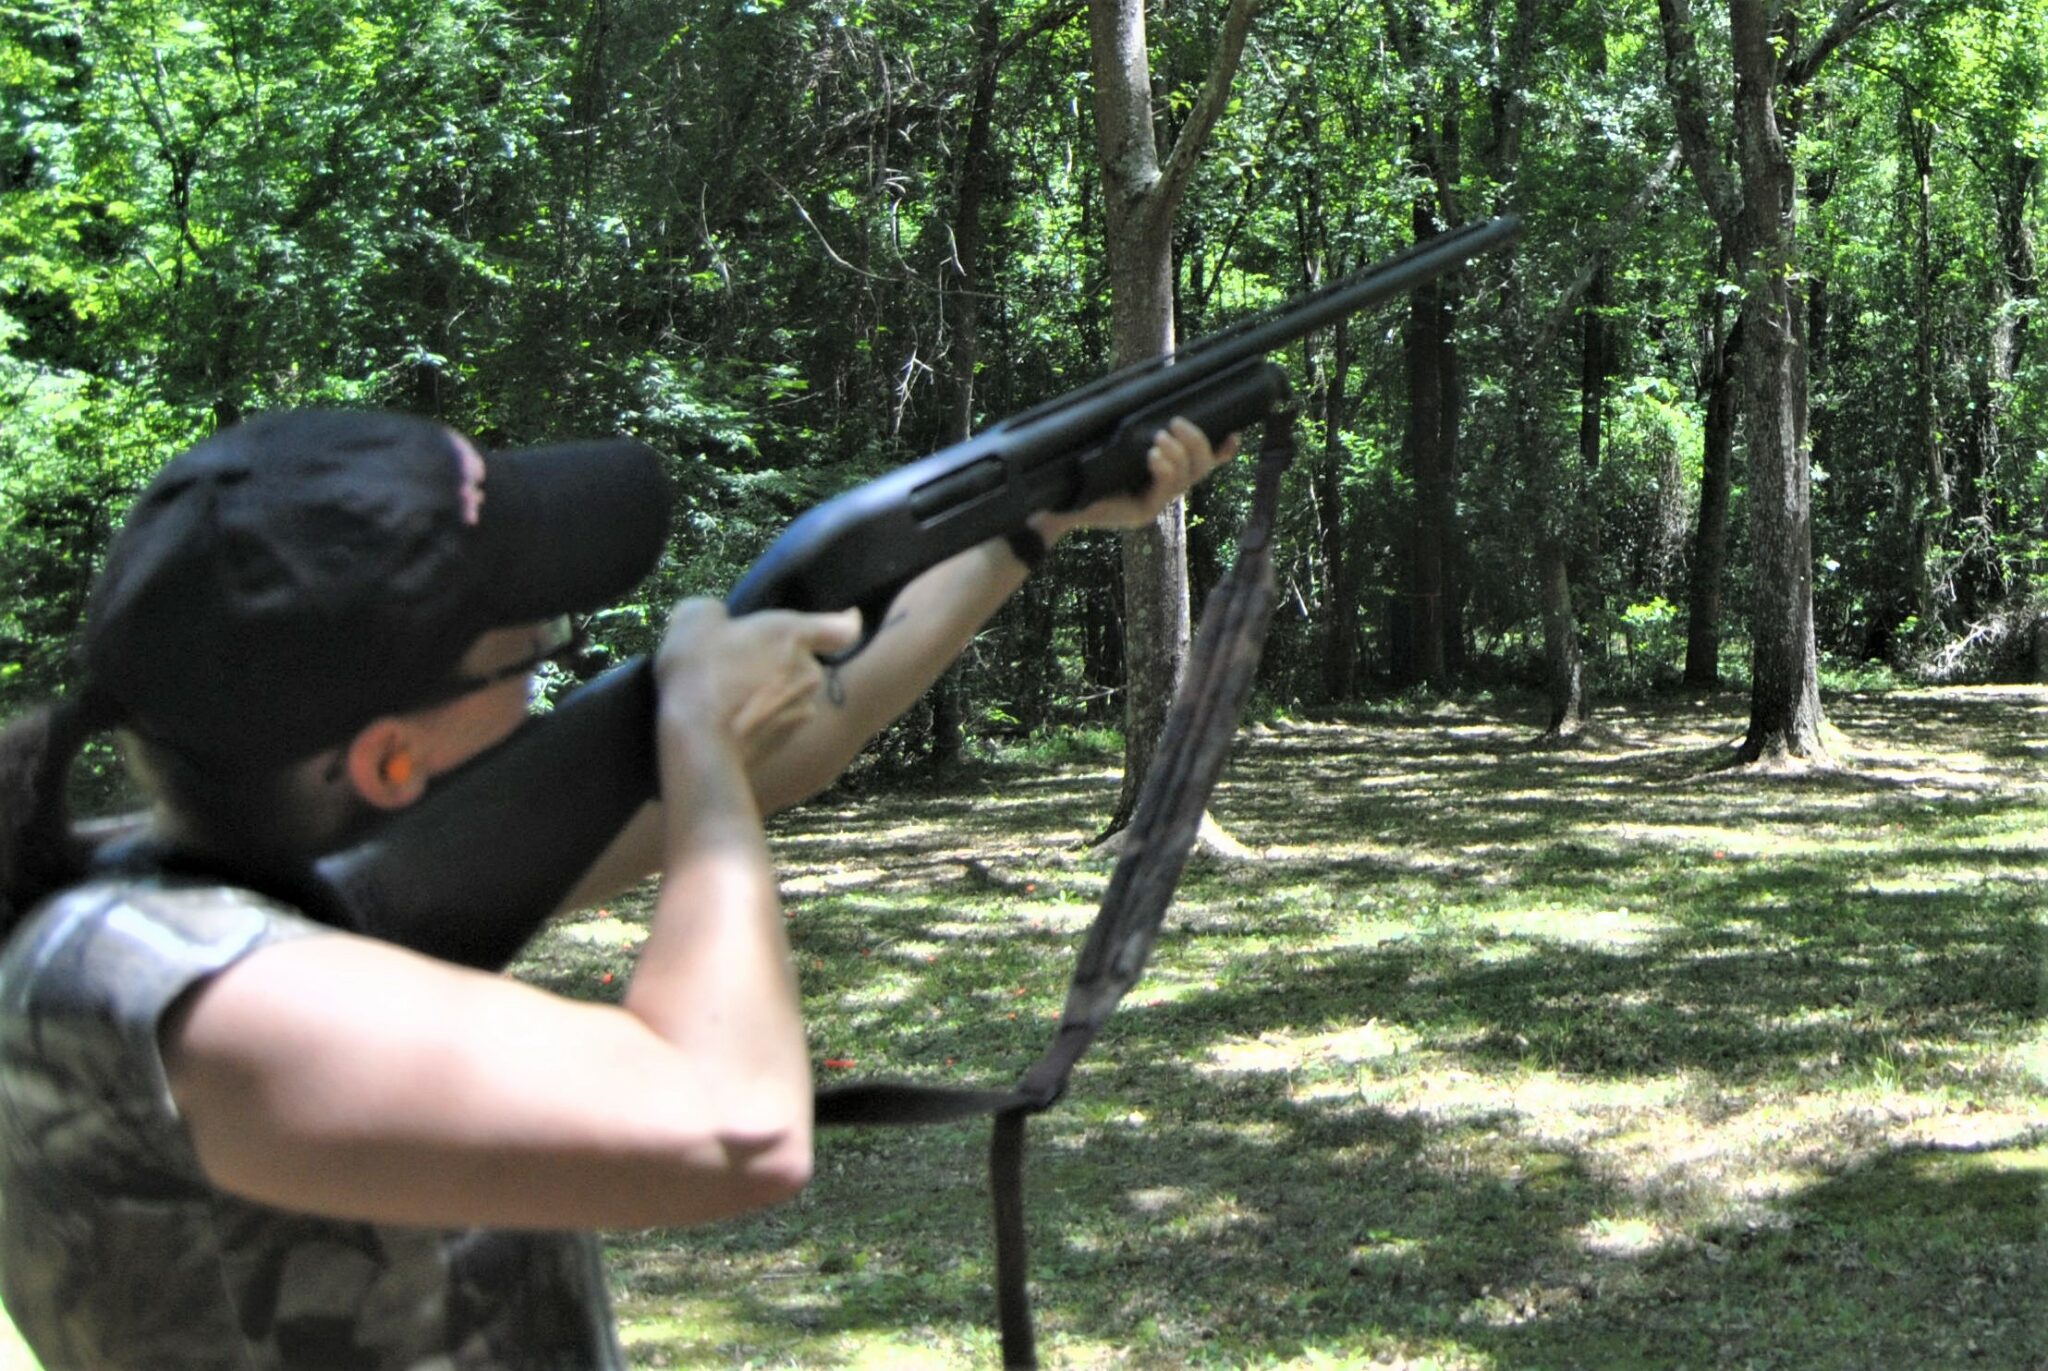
left=0, top=876, right=627, bottom=1370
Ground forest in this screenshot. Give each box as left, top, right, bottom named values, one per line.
left=3, top=0, right=2044, bottom=767
left=3, top=3, right=2046, bottom=1368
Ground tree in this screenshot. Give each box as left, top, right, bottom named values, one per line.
left=1659, top=0, right=1900, bottom=763
left=1681, top=260, right=1742, bottom=687
left=1086, top=0, right=1256, bottom=834
left=1378, top=0, right=1469, bottom=688
left=916, top=1, right=1088, bottom=763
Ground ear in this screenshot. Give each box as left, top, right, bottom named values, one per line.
left=342, top=720, right=429, bottom=810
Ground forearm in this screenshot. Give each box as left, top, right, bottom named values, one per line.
left=746, top=533, right=1032, bottom=814
left=623, top=716, right=811, bottom=1186
left=742, top=420, right=1223, bottom=813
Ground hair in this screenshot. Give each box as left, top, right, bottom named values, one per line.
left=120, top=734, right=341, bottom=875
left=0, top=692, right=114, bottom=941
left=0, top=690, right=346, bottom=943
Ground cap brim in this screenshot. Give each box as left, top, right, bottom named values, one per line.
left=467, top=438, right=671, bottom=626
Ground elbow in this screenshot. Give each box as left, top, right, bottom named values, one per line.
left=633, top=1115, right=812, bottom=1228
left=687, top=1094, right=814, bottom=1219
left=701, top=1118, right=812, bottom=1219
left=735, top=1099, right=814, bottom=1202
left=744, top=1137, right=813, bottom=1209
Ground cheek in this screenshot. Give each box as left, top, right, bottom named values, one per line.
left=437, top=681, right=535, bottom=766
left=476, top=681, right=537, bottom=746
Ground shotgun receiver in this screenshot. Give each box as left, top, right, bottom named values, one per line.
left=310, top=216, right=1523, bottom=964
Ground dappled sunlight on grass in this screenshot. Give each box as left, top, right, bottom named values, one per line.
left=1477, top=906, right=1672, bottom=947
left=514, top=686, right=2047, bottom=1369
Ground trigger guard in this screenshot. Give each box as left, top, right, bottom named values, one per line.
left=818, top=588, right=899, bottom=667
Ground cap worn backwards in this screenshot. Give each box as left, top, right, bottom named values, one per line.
left=82, top=410, right=670, bottom=772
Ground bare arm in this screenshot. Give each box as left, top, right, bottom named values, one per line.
left=547, top=537, right=1026, bottom=911
left=162, top=604, right=858, bottom=1231
left=555, top=528, right=1034, bottom=908
left=757, top=419, right=1236, bottom=806
left=745, top=531, right=1030, bottom=813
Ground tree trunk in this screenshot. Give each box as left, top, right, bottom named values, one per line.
left=1660, top=0, right=1888, bottom=753
left=1393, top=204, right=1454, bottom=688
left=1091, top=0, right=1187, bottom=826
left=1530, top=262, right=1610, bottom=725
left=1539, top=537, right=1588, bottom=733
left=1438, top=277, right=1469, bottom=674
left=1684, top=312, right=1739, bottom=687
left=1080, top=556, right=1125, bottom=721
left=1086, top=0, right=1255, bottom=835
left=1293, top=109, right=1360, bottom=705
left=1579, top=266, right=1610, bottom=477
left=1574, top=261, right=1610, bottom=641
left=1959, top=149, right=2041, bottom=610
left=1903, top=99, right=1944, bottom=636
left=1730, top=0, right=1826, bottom=761
left=925, top=0, right=1007, bottom=768
left=1314, top=315, right=1360, bottom=701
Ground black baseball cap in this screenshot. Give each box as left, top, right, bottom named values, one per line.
left=81, top=410, right=670, bottom=770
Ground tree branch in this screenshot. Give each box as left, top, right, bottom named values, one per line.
left=1783, top=0, right=1900, bottom=90
left=1524, top=143, right=1685, bottom=363
left=995, top=0, right=1087, bottom=66
left=1655, top=0, right=1741, bottom=240
left=1155, top=0, right=1260, bottom=214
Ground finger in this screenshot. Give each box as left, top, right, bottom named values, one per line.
left=734, top=607, right=860, bottom=657
left=1145, top=429, right=1188, bottom=486
left=1145, top=424, right=1203, bottom=498
left=659, top=596, right=726, bottom=641
left=654, top=598, right=731, bottom=680
left=801, top=607, right=864, bottom=656
left=1164, top=415, right=1207, bottom=456
left=737, top=638, right=833, bottom=725
left=1165, top=416, right=1238, bottom=473
left=732, top=694, right=817, bottom=760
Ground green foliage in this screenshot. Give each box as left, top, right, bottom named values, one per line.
left=0, top=365, right=198, bottom=708
left=2, top=0, right=2044, bottom=754
left=1611, top=596, right=1683, bottom=685
left=986, top=723, right=1123, bottom=769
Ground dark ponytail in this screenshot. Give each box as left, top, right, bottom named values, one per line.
left=0, top=688, right=118, bottom=940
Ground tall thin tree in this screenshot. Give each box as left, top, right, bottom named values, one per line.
left=1087, top=0, right=1257, bottom=835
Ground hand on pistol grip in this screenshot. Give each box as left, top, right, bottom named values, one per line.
left=655, top=599, right=864, bottom=769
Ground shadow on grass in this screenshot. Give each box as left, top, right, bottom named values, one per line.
left=614, top=1072, right=2043, bottom=1368
left=527, top=687, right=2046, bottom=1368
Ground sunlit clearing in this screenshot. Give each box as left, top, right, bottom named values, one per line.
left=1578, top=1214, right=1671, bottom=1257
left=1480, top=907, right=1670, bottom=948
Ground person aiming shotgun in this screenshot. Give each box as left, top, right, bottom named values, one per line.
left=0, top=408, right=1233, bottom=1369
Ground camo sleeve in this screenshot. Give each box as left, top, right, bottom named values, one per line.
left=0, top=879, right=625, bottom=1370
left=0, top=879, right=326, bottom=1365
left=0, top=879, right=321, bottom=1190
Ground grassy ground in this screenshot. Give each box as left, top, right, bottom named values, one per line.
left=3, top=687, right=2040, bottom=1368
left=525, top=686, right=2046, bottom=1369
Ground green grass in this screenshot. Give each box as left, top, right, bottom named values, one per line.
left=519, top=685, right=2047, bottom=1368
